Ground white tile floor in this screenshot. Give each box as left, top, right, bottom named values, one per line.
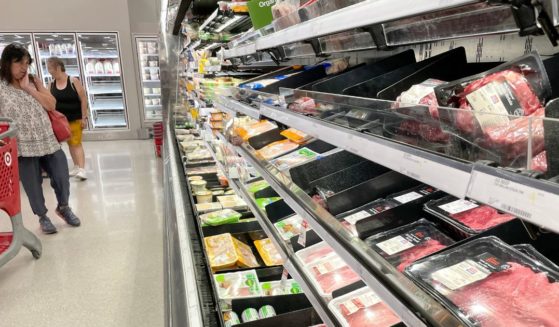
left=0, top=141, right=164, bottom=327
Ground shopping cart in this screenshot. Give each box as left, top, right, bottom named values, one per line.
left=0, top=118, right=42, bottom=267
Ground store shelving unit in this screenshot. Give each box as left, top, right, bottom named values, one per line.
left=78, top=33, right=127, bottom=129
left=136, top=37, right=163, bottom=122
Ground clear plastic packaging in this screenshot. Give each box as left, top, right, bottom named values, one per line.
left=365, top=219, right=455, bottom=272
left=296, top=241, right=334, bottom=266
left=236, top=120, right=278, bottom=142
left=304, top=253, right=361, bottom=297
left=339, top=199, right=399, bottom=225
left=424, top=195, right=515, bottom=236
left=204, top=233, right=260, bottom=271
left=256, top=139, right=299, bottom=160
left=274, top=214, right=312, bottom=240
left=271, top=147, right=318, bottom=171
left=281, top=128, right=312, bottom=144
left=260, top=279, right=303, bottom=296
left=254, top=238, right=284, bottom=266
left=405, top=236, right=559, bottom=327
left=255, top=197, right=282, bottom=211
left=247, top=180, right=270, bottom=194
left=214, top=269, right=262, bottom=300
left=329, top=286, right=402, bottom=327
left=387, top=184, right=437, bottom=205
left=200, top=209, right=242, bottom=226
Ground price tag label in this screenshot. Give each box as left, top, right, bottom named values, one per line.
left=466, top=168, right=559, bottom=233
left=280, top=268, right=289, bottom=288
left=297, top=220, right=310, bottom=247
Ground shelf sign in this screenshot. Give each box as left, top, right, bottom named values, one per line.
left=248, top=0, right=277, bottom=29
left=466, top=167, right=559, bottom=234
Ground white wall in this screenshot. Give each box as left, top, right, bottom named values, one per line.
left=0, top=0, right=160, bottom=140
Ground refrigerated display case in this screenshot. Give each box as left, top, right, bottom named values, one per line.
left=136, top=37, right=162, bottom=122
left=0, top=33, right=39, bottom=75
left=78, top=33, right=127, bottom=129
left=33, top=33, right=81, bottom=85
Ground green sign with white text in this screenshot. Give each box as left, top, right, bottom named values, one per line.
left=248, top=0, right=277, bottom=30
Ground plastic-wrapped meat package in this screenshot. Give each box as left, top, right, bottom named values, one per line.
left=288, top=97, right=317, bottom=115
left=531, top=151, right=548, bottom=173
left=296, top=241, right=334, bottom=265
left=214, top=270, right=262, bottom=300
left=256, top=140, right=299, bottom=160
left=425, top=195, right=515, bottom=234
left=271, top=0, right=300, bottom=19
left=406, top=237, right=559, bottom=327
left=274, top=214, right=312, bottom=240
left=393, top=79, right=449, bottom=143
left=366, top=219, right=454, bottom=272
left=329, top=287, right=401, bottom=327
left=306, top=254, right=361, bottom=296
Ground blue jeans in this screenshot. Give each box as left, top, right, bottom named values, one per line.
left=18, top=149, right=70, bottom=217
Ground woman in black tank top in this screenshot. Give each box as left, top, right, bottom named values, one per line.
left=48, top=57, right=89, bottom=180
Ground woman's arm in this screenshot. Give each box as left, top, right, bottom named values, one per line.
left=72, top=77, right=89, bottom=128
left=21, top=75, right=56, bottom=111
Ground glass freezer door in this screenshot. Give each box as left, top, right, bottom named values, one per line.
left=0, top=33, right=39, bottom=76
left=33, top=33, right=81, bottom=86
left=136, top=37, right=162, bottom=122
left=78, top=33, right=128, bottom=129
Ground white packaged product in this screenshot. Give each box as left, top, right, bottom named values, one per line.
left=104, top=61, right=114, bottom=75
left=95, top=61, right=105, bottom=75
left=86, top=60, right=96, bottom=74
left=113, top=61, right=120, bottom=74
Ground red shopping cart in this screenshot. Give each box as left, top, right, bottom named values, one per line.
left=0, top=119, right=42, bottom=266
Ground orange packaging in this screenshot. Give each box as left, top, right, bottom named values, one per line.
left=254, top=238, right=284, bottom=266
left=256, top=140, right=299, bottom=160
left=281, top=128, right=311, bottom=144
left=205, top=233, right=260, bottom=271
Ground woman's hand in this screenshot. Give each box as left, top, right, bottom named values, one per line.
left=81, top=118, right=88, bottom=129
left=19, top=74, right=33, bottom=92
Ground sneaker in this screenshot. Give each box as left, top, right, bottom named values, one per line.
left=75, top=168, right=87, bottom=181
left=55, top=206, right=81, bottom=227
left=69, top=166, right=79, bottom=177
left=39, top=216, right=57, bottom=234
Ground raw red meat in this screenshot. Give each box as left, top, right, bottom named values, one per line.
left=450, top=205, right=515, bottom=232
left=299, top=245, right=334, bottom=265
left=396, top=239, right=448, bottom=272
left=455, top=69, right=543, bottom=134
left=483, top=107, right=545, bottom=162
left=449, top=263, right=559, bottom=327
left=343, top=303, right=401, bottom=327
left=315, top=265, right=361, bottom=295
left=532, top=151, right=548, bottom=173
left=289, top=97, right=317, bottom=115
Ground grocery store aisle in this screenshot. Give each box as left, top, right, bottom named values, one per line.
left=0, top=141, right=164, bottom=327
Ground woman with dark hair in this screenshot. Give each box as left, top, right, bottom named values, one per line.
left=48, top=57, right=88, bottom=180
left=0, top=43, right=81, bottom=234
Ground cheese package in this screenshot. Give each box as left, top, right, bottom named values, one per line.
left=254, top=238, right=284, bottom=266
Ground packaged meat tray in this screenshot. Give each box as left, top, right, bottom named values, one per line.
left=247, top=180, right=270, bottom=194
left=254, top=238, right=284, bottom=266
left=304, top=253, right=361, bottom=297
left=365, top=219, right=455, bottom=272
left=405, top=236, right=559, bottom=327
left=271, top=147, right=319, bottom=171
left=274, top=215, right=311, bottom=240
left=387, top=184, right=437, bottom=205
left=256, top=139, right=299, bottom=160
left=513, top=244, right=559, bottom=272
left=204, top=233, right=260, bottom=271
left=260, top=279, right=303, bottom=296
left=328, top=286, right=402, bottom=327
left=424, top=195, right=515, bottom=236
left=339, top=199, right=399, bottom=225
left=296, top=241, right=335, bottom=266
left=199, top=209, right=242, bottom=226
left=214, top=269, right=262, bottom=300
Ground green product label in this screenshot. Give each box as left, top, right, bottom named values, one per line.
left=245, top=273, right=259, bottom=293
left=248, top=0, right=277, bottom=29
left=216, top=275, right=225, bottom=283
left=298, top=148, right=317, bottom=158
left=290, top=282, right=302, bottom=294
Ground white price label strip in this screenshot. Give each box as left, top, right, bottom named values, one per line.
left=467, top=169, right=559, bottom=233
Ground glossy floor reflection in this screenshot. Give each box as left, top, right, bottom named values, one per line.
left=0, top=141, right=164, bottom=327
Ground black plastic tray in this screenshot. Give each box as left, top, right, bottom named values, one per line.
left=265, top=199, right=296, bottom=223
left=231, top=294, right=318, bottom=327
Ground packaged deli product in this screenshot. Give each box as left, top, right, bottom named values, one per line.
left=424, top=195, right=515, bottom=236
left=199, top=209, right=242, bottom=226
left=254, top=238, right=284, bottom=266
left=214, top=269, right=262, bottom=300
left=271, top=147, right=318, bottom=171
left=236, top=120, right=278, bottom=142
left=255, top=197, right=282, bottom=211
left=405, top=236, right=559, bottom=327
left=281, top=128, right=312, bottom=144
left=258, top=305, right=277, bottom=319
left=296, top=241, right=335, bottom=266
left=274, top=215, right=311, bottom=240
left=241, top=308, right=259, bottom=322
left=247, top=180, right=270, bottom=194
left=513, top=244, right=559, bottom=272
left=329, top=287, right=402, bottom=327
left=260, top=279, right=303, bottom=296
left=256, top=139, right=299, bottom=160
left=365, top=219, right=455, bottom=272
left=305, top=253, right=361, bottom=297
left=205, top=233, right=260, bottom=271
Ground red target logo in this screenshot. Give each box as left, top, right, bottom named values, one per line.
left=4, top=152, right=12, bottom=167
